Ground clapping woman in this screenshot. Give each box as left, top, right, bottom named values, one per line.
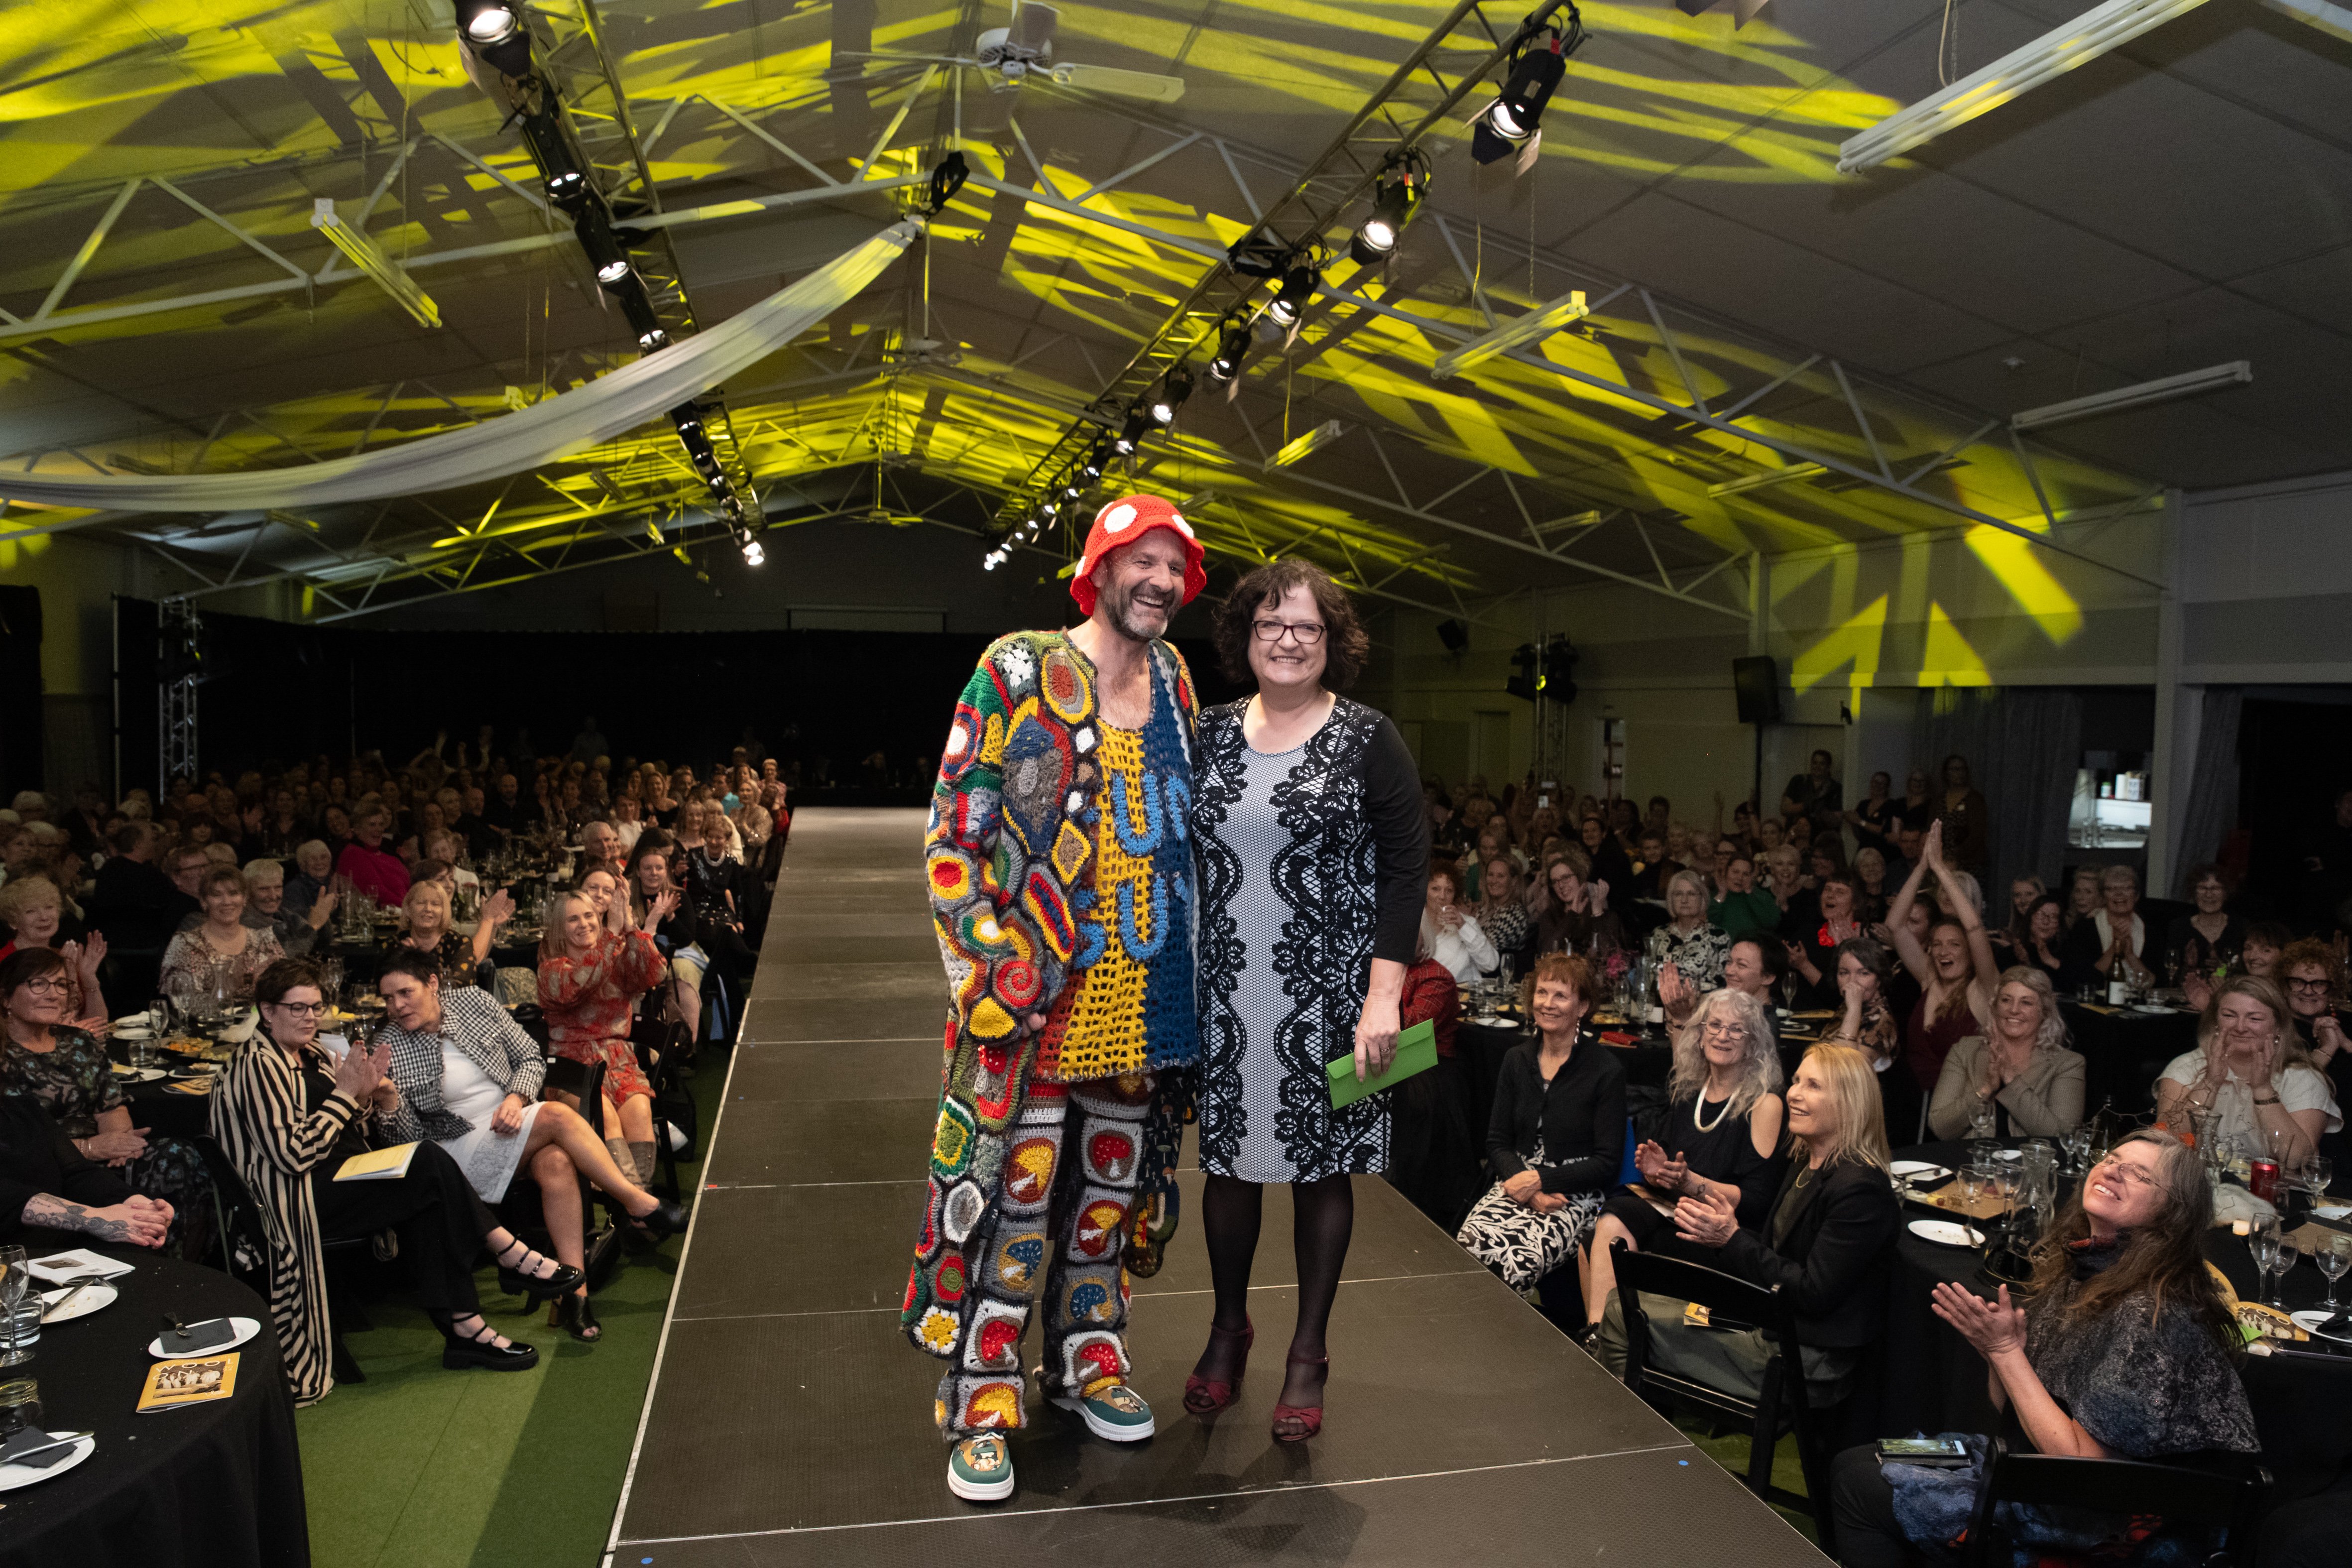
left=1186, top=560, right=1428, bottom=1443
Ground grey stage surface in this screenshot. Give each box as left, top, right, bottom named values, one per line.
left=603, top=808, right=1830, bottom=1567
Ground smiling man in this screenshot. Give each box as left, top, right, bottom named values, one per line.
left=905, top=495, right=1207, bottom=1504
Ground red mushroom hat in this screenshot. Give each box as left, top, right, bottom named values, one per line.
left=1069, top=493, right=1207, bottom=615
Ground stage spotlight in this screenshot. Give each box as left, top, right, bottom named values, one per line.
left=1350, top=154, right=1425, bottom=264
left=454, top=1, right=533, bottom=77
left=1205, top=319, right=1252, bottom=384
left=741, top=534, right=765, bottom=567
left=1150, top=365, right=1195, bottom=425
left=638, top=328, right=670, bottom=352
left=545, top=168, right=588, bottom=213
left=1267, top=263, right=1316, bottom=329
left=1472, top=10, right=1585, bottom=167
left=983, top=547, right=1008, bottom=571
left=1111, top=404, right=1151, bottom=455
left=595, top=259, right=633, bottom=287
left=1080, top=445, right=1108, bottom=481
left=1063, top=481, right=1083, bottom=499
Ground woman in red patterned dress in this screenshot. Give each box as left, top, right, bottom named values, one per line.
left=537, top=878, right=677, bottom=1185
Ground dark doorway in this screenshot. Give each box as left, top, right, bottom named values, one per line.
left=2235, top=691, right=2352, bottom=928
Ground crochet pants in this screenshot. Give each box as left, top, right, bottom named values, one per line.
left=934, top=1071, right=1154, bottom=1440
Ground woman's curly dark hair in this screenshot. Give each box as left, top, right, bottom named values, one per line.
left=1211, top=558, right=1371, bottom=690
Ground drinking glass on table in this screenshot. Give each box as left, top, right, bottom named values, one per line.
left=2271, top=1232, right=2301, bottom=1308
left=0, top=1248, right=27, bottom=1369
left=2251, top=1226, right=2282, bottom=1306
left=2317, top=1234, right=2351, bottom=1314
left=0, top=1379, right=38, bottom=1437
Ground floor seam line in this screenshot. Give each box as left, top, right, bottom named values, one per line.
left=666, top=1271, right=1490, bottom=1323
left=616, top=1445, right=1696, bottom=1544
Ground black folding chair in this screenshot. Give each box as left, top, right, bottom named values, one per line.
left=192, top=1134, right=368, bottom=1386
left=1611, top=1238, right=1835, bottom=1548
left=1961, top=1438, right=2270, bottom=1568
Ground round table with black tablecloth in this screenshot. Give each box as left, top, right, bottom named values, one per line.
left=117, top=1076, right=215, bottom=1143
left=1877, top=1139, right=2352, bottom=1509
left=2059, top=1000, right=2199, bottom=1114
left=0, top=1240, right=306, bottom=1568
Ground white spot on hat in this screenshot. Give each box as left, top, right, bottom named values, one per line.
left=1101, top=502, right=1138, bottom=533
left=1169, top=513, right=1193, bottom=537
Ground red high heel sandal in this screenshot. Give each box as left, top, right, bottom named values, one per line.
left=1270, top=1353, right=1328, bottom=1443
left=1181, top=1318, right=1254, bottom=1416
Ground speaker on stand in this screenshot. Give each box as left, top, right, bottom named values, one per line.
left=1732, top=656, right=1780, bottom=818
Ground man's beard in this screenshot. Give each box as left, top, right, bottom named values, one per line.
left=1100, top=580, right=1174, bottom=643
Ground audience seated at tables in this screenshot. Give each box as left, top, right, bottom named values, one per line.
left=1825, top=936, right=1918, bottom=1142
left=0, top=1089, right=172, bottom=1247
left=1886, top=823, right=2000, bottom=1104
left=2277, top=939, right=2352, bottom=1160
left=1473, top=852, right=1532, bottom=975
left=1646, top=870, right=1729, bottom=991
left=1852, top=846, right=1890, bottom=924
left=675, top=801, right=757, bottom=987
left=0, top=946, right=214, bottom=1257
left=0, top=876, right=105, bottom=1024
left=240, top=858, right=336, bottom=956
left=1580, top=987, right=1785, bottom=1339
left=2057, top=863, right=2156, bottom=995
left=1830, top=1129, right=2257, bottom=1568
left=161, top=863, right=285, bottom=1003
left=1456, top=954, right=1626, bottom=1321
left=1422, top=865, right=1497, bottom=984
left=395, top=879, right=511, bottom=991
left=372, top=950, right=686, bottom=1344
left=1785, top=871, right=1868, bottom=1010
left=217, top=958, right=581, bottom=1398
left=628, top=838, right=706, bottom=1044
left=538, top=882, right=674, bottom=1186
left=1927, top=966, right=2087, bottom=1140
left=1596, top=1042, right=1898, bottom=1423
left=1578, top=815, right=1636, bottom=909
left=1536, top=849, right=1624, bottom=956
left=2155, top=974, right=2340, bottom=1170
left=2164, top=863, right=2244, bottom=981
left=1661, top=933, right=1784, bottom=1034
left=1707, top=852, right=1780, bottom=941
left=336, top=804, right=410, bottom=906
left=2004, top=893, right=2066, bottom=986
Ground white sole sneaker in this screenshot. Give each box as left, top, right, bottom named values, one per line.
left=946, top=1461, right=1016, bottom=1503
left=1050, top=1393, right=1157, bottom=1442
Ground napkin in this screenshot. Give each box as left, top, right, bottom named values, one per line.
left=216, top=1006, right=260, bottom=1044
left=0, top=1428, right=75, bottom=1470
left=159, top=1317, right=239, bottom=1355
left=27, top=1249, right=135, bottom=1285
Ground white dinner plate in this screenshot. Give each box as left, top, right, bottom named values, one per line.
left=2130, top=1003, right=2174, bottom=1015
left=1993, top=1148, right=2023, bottom=1161
left=38, top=1282, right=117, bottom=1323
left=148, top=1316, right=261, bottom=1359
left=27, top=1250, right=134, bottom=1286
left=112, top=1024, right=153, bottom=1040
left=1890, top=1160, right=1951, bottom=1180
left=1908, top=1219, right=1985, bottom=1247
left=111, top=1067, right=167, bottom=1084
left=2291, top=1310, right=2352, bottom=1344
left=2314, top=1204, right=2351, bottom=1221
left=0, top=1432, right=96, bottom=1492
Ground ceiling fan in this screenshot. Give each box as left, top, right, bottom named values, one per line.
left=844, top=2, right=1186, bottom=103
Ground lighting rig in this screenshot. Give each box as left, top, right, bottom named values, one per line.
left=451, top=0, right=766, bottom=564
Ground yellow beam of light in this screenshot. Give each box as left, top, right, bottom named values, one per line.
left=1961, top=524, right=2084, bottom=644
left=1790, top=593, right=1887, bottom=693
left=1919, top=602, right=1994, bottom=687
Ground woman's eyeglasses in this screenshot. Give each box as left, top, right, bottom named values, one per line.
left=17, top=977, right=70, bottom=996
left=2092, top=1153, right=2158, bottom=1189
left=1250, top=620, right=1325, bottom=645
left=270, top=1001, right=328, bottom=1017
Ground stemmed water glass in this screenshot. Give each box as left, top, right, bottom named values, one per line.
left=2314, top=1233, right=2351, bottom=1317
left=2251, top=1226, right=2282, bottom=1307
left=0, top=1247, right=27, bottom=1368
left=2059, top=1126, right=2091, bottom=1176
left=2271, top=1232, right=2301, bottom=1309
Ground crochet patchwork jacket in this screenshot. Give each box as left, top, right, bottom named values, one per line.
left=905, top=629, right=1200, bottom=1355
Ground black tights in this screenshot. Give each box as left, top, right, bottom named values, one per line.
left=1201, top=1172, right=1355, bottom=1361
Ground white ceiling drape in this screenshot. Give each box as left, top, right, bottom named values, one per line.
left=3, top=217, right=920, bottom=513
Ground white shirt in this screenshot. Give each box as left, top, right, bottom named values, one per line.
left=1429, top=914, right=1499, bottom=985
left=2157, top=1050, right=2344, bottom=1146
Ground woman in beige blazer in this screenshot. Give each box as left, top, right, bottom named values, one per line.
left=1928, top=965, right=2087, bottom=1141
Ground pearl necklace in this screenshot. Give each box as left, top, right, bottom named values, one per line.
left=1692, top=1086, right=1736, bottom=1133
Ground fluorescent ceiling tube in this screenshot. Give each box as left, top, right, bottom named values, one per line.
left=1707, top=462, right=1827, bottom=498
left=311, top=199, right=441, bottom=328
left=1265, top=419, right=1347, bottom=472
left=1430, top=289, right=1588, bottom=380
left=2010, top=361, right=2251, bottom=431
left=1838, top=0, right=2213, bottom=174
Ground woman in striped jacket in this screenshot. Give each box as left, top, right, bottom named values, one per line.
left=213, top=957, right=579, bottom=1403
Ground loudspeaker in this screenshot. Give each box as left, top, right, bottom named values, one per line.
left=0, top=586, right=42, bottom=796
left=1732, top=655, right=1781, bottom=725
left=1435, top=618, right=1468, bottom=653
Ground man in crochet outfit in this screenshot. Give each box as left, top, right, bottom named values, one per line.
left=905, top=494, right=1206, bottom=1503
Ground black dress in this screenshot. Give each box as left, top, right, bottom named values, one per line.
left=1603, top=1090, right=1785, bottom=1250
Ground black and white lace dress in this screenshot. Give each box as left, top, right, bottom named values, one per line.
left=1190, top=696, right=1428, bottom=1183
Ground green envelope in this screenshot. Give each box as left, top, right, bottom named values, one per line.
left=1326, top=1020, right=1439, bottom=1109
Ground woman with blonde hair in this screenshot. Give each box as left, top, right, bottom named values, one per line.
left=1597, top=1042, right=1898, bottom=1412
left=1473, top=852, right=1532, bottom=972
left=1644, top=869, right=1729, bottom=990
left=0, top=875, right=105, bottom=1025
left=1928, top=965, right=2087, bottom=1139
left=1580, top=987, right=1784, bottom=1339
left=539, top=881, right=677, bottom=1185
left=2155, top=974, right=2339, bottom=1169
left=395, top=877, right=512, bottom=992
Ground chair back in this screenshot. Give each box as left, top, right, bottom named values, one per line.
left=1612, top=1241, right=1796, bottom=1356
left=190, top=1133, right=274, bottom=1289
left=1963, top=1438, right=2270, bottom=1568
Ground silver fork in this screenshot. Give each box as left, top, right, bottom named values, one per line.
left=37, top=1274, right=112, bottom=1323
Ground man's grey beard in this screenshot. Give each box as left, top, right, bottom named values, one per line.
left=1102, top=583, right=1174, bottom=644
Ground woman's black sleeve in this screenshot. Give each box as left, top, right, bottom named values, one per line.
left=1361, top=715, right=1431, bottom=966
left=1486, top=1050, right=1529, bottom=1182
left=1538, top=1051, right=1626, bottom=1195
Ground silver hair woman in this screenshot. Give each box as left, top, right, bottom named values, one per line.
left=1579, top=986, right=1786, bottom=1337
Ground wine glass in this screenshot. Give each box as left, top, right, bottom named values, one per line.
left=0, top=1247, right=27, bottom=1368
left=2271, top=1233, right=2301, bottom=1308
left=2317, top=1234, right=2351, bottom=1315
left=2250, top=1228, right=2281, bottom=1306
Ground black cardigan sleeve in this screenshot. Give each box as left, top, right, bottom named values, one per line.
left=0, top=1098, right=133, bottom=1235
left=1360, top=713, right=1430, bottom=967
left=1487, top=1049, right=1531, bottom=1181
left=1540, top=1047, right=1626, bottom=1196
left=1715, top=1162, right=1898, bottom=1325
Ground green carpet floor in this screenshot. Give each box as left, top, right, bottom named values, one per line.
left=294, top=1047, right=726, bottom=1568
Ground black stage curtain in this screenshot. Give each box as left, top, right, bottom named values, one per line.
left=0, top=585, right=42, bottom=796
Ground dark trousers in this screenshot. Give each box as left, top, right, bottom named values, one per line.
left=2258, top=1473, right=2352, bottom=1568
left=314, top=1139, right=496, bottom=1319
left=1831, top=1444, right=1921, bottom=1568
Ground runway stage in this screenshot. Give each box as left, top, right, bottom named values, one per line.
left=604, top=808, right=1830, bottom=1567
